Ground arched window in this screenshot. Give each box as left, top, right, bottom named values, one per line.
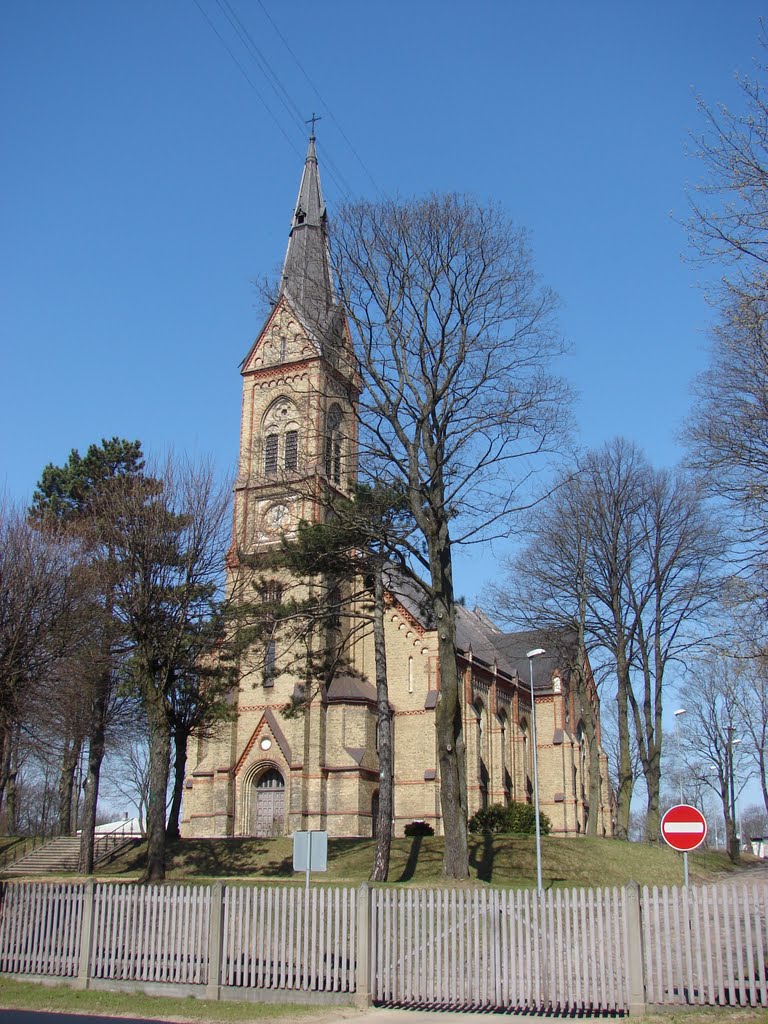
left=499, top=710, right=511, bottom=805
left=262, top=398, right=300, bottom=476
left=521, top=718, right=533, bottom=803
left=325, top=404, right=344, bottom=485
left=474, top=700, right=488, bottom=810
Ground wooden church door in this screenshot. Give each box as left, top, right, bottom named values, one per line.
left=251, top=769, right=285, bottom=836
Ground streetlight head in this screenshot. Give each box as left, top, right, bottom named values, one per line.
left=674, top=709, right=687, bottom=717
left=527, top=648, right=546, bottom=659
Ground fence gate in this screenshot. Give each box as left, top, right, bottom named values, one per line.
left=369, top=884, right=629, bottom=1012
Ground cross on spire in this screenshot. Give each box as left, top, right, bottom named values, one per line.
left=306, top=112, right=321, bottom=139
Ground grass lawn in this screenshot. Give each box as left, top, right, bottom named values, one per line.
left=0, top=976, right=351, bottom=1022
left=0, top=977, right=767, bottom=1023
left=84, top=833, right=747, bottom=890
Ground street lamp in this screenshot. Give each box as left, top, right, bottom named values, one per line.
left=725, top=725, right=741, bottom=860
left=527, top=647, right=546, bottom=894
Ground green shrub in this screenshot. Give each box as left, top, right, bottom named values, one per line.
left=404, top=820, right=435, bottom=836
left=468, top=801, right=551, bottom=836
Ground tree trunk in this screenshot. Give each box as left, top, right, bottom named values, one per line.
left=370, top=563, right=392, bottom=882
left=427, top=522, right=468, bottom=880
left=5, top=729, right=20, bottom=835
left=78, top=669, right=110, bottom=874
left=142, top=695, right=171, bottom=883
left=0, top=725, right=12, bottom=831
left=614, top=649, right=634, bottom=840
left=166, top=728, right=189, bottom=841
left=58, top=734, right=82, bottom=835
left=645, top=763, right=661, bottom=842
left=572, top=633, right=600, bottom=838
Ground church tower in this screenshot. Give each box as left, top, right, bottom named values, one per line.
left=233, top=132, right=359, bottom=556
left=182, top=135, right=371, bottom=840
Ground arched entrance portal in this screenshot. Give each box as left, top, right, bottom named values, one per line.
left=250, top=768, right=285, bottom=837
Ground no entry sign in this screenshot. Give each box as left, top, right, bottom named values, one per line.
left=661, top=804, right=707, bottom=852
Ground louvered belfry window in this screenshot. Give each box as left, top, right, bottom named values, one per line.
left=264, top=434, right=279, bottom=475
left=284, top=430, right=298, bottom=471
left=325, top=405, right=343, bottom=485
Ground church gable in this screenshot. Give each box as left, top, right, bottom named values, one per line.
left=234, top=708, right=292, bottom=776
left=241, top=297, right=321, bottom=375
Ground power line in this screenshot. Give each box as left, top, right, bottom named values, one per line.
left=194, top=0, right=357, bottom=204
left=254, top=0, right=383, bottom=199
left=215, top=0, right=307, bottom=137
left=191, top=0, right=303, bottom=163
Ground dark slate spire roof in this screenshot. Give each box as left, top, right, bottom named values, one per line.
left=279, top=133, right=334, bottom=331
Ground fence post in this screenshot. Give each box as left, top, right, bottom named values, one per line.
left=206, top=882, right=225, bottom=1001
left=76, top=879, right=95, bottom=990
left=624, top=881, right=647, bottom=1016
left=355, top=882, right=372, bottom=1008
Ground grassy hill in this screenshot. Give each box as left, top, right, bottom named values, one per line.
left=93, top=834, right=748, bottom=890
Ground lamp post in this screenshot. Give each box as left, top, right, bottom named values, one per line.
left=726, top=725, right=740, bottom=862
left=527, top=647, right=546, bottom=894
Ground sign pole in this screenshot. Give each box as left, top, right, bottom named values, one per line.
left=661, top=804, right=707, bottom=889
left=305, top=830, right=312, bottom=900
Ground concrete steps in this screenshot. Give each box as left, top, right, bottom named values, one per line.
left=2, top=834, right=137, bottom=876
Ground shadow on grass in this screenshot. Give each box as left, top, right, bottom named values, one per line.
left=396, top=835, right=423, bottom=882
left=108, top=838, right=294, bottom=879
left=468, top=834, right=496, bottom=882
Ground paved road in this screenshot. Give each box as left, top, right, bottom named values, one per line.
left=0, top=1011, right=503, bottom=1024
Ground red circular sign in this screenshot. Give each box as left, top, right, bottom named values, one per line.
left=661, top=804, right=708, bottom=852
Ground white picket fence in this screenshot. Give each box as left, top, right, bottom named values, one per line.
left=370, top=885, right=630, bottom=1011
left=0, top=882, right=82, bottom=977
left=220, top=884, right=357, bottom=992
left=1, top=876, right=767, bottom=1012
left=641, top=881, right=768, bottom=1007
left=90, top=883, right=210, bottom=984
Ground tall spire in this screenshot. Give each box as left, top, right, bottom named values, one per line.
left=279, top=131, right=334, bottom=329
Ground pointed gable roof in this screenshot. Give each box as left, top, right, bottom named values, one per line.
left=279, top=133, right=335, bottom=333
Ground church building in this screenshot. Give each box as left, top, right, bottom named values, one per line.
left=181, top=136, right=614, bottom=841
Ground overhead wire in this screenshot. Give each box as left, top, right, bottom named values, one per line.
left=214, top=0, right=307, bottom=138
left=192, top=0, right=376, bottom=206
left=253, top=0, right=383, bottom=200
left=191, top=0, right=303, bottom=162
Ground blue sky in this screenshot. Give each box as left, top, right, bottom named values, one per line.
left=1, top=1, right=765, bottom=604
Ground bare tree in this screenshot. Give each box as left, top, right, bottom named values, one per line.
left=626, top=463, right=725, bottom=839
left=674, top=657, right=752, bottom=863
left=490, top=472, right=605, bottom=834
left=332, top=193, right=570, bottom=878
left=687, top=288, right=768, bottom=587
left=496, top=441, right=725, bottom=840
left=740, top=804, right=768, bottom=845
left=730, top=653, right=768, bottom=819
left=686, top=36, right=768, bottom=279
left=685, top=39, right=768, bottom=610
left=0, top=500, right=84, bottom=831
left=101, top=731, right=151, bottom=834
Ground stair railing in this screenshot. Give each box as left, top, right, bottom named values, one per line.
left=0, top=834, right=47, bottom=870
